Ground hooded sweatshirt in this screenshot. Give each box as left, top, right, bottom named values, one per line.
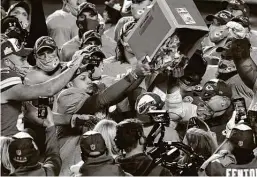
left=79, top=155, right=126, bottom=176
left=116, top=153, right=172, bottom=176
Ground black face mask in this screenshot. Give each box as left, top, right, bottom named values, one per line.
left=77, top=18, right=100, bottom=38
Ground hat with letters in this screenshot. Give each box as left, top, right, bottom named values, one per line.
left=8, top=132, right=40, bottom=167
left=80, top=131, right=107, bottom=157
left=1, top=36, right=32, bottom=58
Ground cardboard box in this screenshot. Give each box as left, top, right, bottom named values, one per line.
left=127, top=0, right=209, bottom=60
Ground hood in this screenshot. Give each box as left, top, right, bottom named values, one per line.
left=116, top=153, right=153, bottom=176
left=79, top=155, right=125, bottom=176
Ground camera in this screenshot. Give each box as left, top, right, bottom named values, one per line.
left=147, top=109, right=170, bottom=125
left=232, top=98, right=247, bottom=123
left=38, top=96, right=54, bottom=119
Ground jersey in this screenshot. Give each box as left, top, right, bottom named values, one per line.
left=1, top=68, right=22, bottom=136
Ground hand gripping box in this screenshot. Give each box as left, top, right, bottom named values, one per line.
left=127, top=0, right=209, bottom=60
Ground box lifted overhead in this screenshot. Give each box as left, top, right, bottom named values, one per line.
left=127, top=0, right=209, bottom=60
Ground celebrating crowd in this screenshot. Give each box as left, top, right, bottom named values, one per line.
left=1, top=0, right=257, bottom=176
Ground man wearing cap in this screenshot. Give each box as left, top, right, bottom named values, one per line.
left=78, top=130, right=128, bottom=176
left=1, top=36, right=85, bottom=137
left=114, top=0, right=152, bottom=42
left=24, top=36, right=64, bottom=85
left=1, top=16, right=28, bottom=45
left=8, top=107, right=62, bottom=176
left=202, top=10, right=235, bottom=65
left=60, top=2, right=114, bottom=62
left=7, top=1, right=31, bottom=31
left=203, top=123, right=257, bottom=176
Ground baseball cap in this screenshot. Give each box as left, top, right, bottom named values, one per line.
left=105, top=1, right=122, bottom=12
left=9, top=132, right=39, bottom=166
left=80, top=131, right=107, bottom=157
left=1, top=37, right=33, bottom=58
left=201, top=79, right=232, bottom=100
left=34, top=36, right=57, bottom=55
left=206, top=10, right=234, bottom=25
left=228, top=123, right=256, bottom=150
left=81, top=45, right=106, bottom=65
left=81, top=30, right=102, bottom=47
left=1, top=16, right=23, bottom=33
left=7, top=1, right=30, bottom=16
left=77, top=2, right=97, bottom=17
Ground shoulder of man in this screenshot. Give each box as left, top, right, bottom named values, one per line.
left=56, top=87, right=90, bottom=114
left=205, top=151, right=237, bottom=176
left=1, top=68, right=22, bottom=92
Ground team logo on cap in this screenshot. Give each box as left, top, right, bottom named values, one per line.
left=16, top=150, right=22, bottom=156
left=90, top=144, right=96, bottom=151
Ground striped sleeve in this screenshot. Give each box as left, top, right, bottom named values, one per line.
left=1, top=69, right=22, bottom=92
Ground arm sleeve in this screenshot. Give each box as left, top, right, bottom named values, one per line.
left=56, top=88, right=90, bottom=114
left=43, top=126, right=62, bottom=176
left=77, top=75, right=144, bottom=114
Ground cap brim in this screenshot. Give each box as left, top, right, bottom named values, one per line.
left=13, top=132, right=34, bottom=140
left=92, top=51, right=106, bottom=59
left=216, top=47, right=227, bottom=52
left=16, top=47, right=33, bottom=57
left=86, top=37, right=102, bottom=45
left=36, top=46, right=56, bottom=54
left=205, top=15, right=215, bottom=22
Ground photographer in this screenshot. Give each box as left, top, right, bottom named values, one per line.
left=115, top=119, right=172, bottom=176
left=203, top=123, right=257, bottom=176
left=8, top=107, right=62, bottom=176
left=1, top=35, right=85, bottom=137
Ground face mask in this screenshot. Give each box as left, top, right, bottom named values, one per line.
left=36, top=57, right=60, bottom=72
left=196, top=100, right=215, bottom=120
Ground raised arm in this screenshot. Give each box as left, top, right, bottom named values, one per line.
left=77, top=62, right=150, bottom=114
left=2, top=50, right=86, bottom=102
left=231, top=38, right=257, bottom=90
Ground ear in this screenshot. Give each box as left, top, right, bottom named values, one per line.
left=139, top=136, right=145, bottom=145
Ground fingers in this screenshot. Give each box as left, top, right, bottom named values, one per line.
left=172, top=67, right=184, bottom=78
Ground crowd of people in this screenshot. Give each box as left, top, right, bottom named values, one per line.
left=1, top=0, right=257, bottom=176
